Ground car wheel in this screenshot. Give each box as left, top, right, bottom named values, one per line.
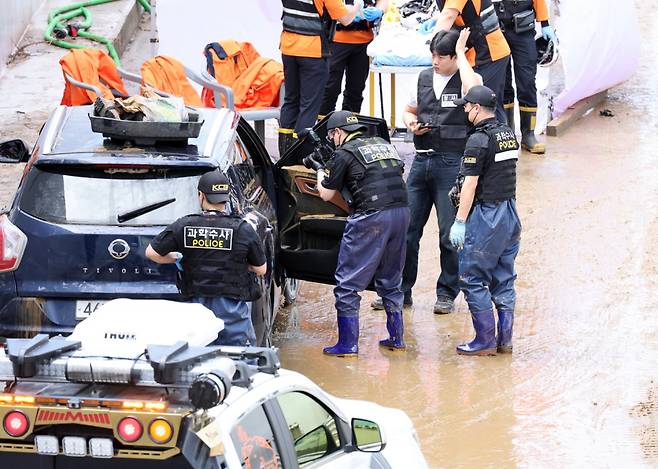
left=282, top=277, right=299, bottom=307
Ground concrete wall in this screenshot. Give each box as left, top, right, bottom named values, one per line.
left=0, top=0, right=45, bottom=75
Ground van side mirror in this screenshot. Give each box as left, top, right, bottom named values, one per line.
left=351, top=418, right=385, bottom=452
left=0, top=140, right=30, bottom=163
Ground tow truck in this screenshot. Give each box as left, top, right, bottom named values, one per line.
left=0, top=299, right=428, bottom=468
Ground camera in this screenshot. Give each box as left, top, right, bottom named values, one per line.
left=300, top=128, right=334, bottom=170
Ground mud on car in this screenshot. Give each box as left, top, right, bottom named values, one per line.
left=0, top=105, right=389, bottom=345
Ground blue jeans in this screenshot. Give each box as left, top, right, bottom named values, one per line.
left=401, top=152, right=461, bottom=300
left=334, top=207, right=410, bottom=317
left=459, top=200, right=522, bottom=313
left=189, top=296, right=256, bottom=346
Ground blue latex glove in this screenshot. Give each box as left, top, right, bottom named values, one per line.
left=363, top=6, right=383, bottom=22
left=419, top=17, right=437, bottom=35
left=352, top=12, right=364, bottom=23
left=542, top=25, right=557, bottom=42
left=174, top=252, right=183, bottom=271
left=449, top=220, right=466, bottom=249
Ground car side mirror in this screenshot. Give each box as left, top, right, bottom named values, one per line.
left=351, top=418, right=385, bottom=453
left=0, top=139, right=30, bottom=163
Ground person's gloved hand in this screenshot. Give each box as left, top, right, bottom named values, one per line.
left=174, top=252, right=184, bottom=271
left=542, top=25, right=557, bottom=42
left=352, top=12, right=364, bottom=23
left=419, top=17, right=437, bottom=35
left=363, top=6, right=383, bottom=22
left=303, top=154, right=324, bottom=172
left=449, top=220, right=466, bottom=249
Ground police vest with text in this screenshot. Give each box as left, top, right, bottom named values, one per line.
left=414, top=69, right=469, bottom=153
left=175, top=213, right=261, bottom=301
left=340, top=136, right=407, bottom=212
left=281, top=0, right=336, bottom=56
left=336, top=0, right=376, bottom=32
left=474, top=122, right=519, bottom=202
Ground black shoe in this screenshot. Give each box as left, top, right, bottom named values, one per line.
left=433, top=296, right=454, bottom=315
left=371, top=295, right=412, bottom=310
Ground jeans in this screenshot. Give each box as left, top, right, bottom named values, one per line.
left=401, top=151, right=461, bottom=300
left=334, top=207, right=410, bottom=317
left=189, top=296, right=256, bottom=346
left=459, top=200, right=522, bottom=313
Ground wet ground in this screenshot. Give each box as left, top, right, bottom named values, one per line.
left=1, top=4, right=658, bottom=469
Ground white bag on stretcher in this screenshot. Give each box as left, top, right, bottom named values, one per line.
left=69, top=298, right=224, bottom=357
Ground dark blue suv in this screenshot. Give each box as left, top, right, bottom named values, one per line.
left=0, top=105, right=390, bottom=345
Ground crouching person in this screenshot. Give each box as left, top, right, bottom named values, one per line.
left=309, top=110, right=410, bottom=356
left=146, top=170, right=267, bottom=346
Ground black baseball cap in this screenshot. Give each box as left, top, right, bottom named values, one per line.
left=198, top=170, right=230, bottom=204
left=454, top=85, right=497, bottom=108
left=327, top=110, right=367, bottom=132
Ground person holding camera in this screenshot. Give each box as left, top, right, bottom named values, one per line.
left=304, top=110, right=409, bottom=356
left=494, top=0, right=555, bottom=154
left=145, top=171, right=267, bottom=347
left=371, top=29, right=481, bottom=315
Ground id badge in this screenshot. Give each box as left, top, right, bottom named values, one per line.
left=441, top=93, right=458, bottom=108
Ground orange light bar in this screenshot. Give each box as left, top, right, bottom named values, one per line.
left=122, top=401, right=145, bottom=409
left=0, top=394, right=14, bottom=403
left=13, top=396, right=35, bottom=404
left=144, top=402, right=167, bottom=412
left=34, top=397, right=57, bottom=405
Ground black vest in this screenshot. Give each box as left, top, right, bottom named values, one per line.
left=494, top=0, right=533, bottom=25
left=414, top=69, right=469, bottom=153
left=281, top=0, right=336, bottom=56
left=341, top=137, right=407, bottom=212
left=336, top=0, right=376, bottom=32
left=473, top=121, right=519, bottom=202
left=175, top=213, right=261, bottom=301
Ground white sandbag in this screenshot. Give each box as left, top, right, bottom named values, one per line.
left=69, top=298, right=223, bottom=357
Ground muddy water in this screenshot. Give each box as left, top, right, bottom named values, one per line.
left=274, top=8, right=658, bottom=469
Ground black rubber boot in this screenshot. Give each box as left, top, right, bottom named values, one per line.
left=277, top=129, right=295, bottom=158
left=497, top=310, right=514, bottom=353
left=519, top=108, right=545, bottom=154
left=504, top=103, right=515, bottom=131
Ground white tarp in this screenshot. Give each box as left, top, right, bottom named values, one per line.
left=552, top=0, right=640, bottom=115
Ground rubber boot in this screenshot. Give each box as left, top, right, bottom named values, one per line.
left=278, top=128, right=295, bottom=158
left=504, top=103, right=515, bottom=131
left=378, top=311, right=406, bottom=351
left=456, top=309, right=497, bottom=356
left=497, top=310, right=514, bottom=353
left=323, top=316, right=359, bottom=357
left=519, top=107, right=545, bottom=154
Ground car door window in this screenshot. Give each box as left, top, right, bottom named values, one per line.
left=230, top=405, right=282, bottom=469
left=277, top=392, right=341, bottom=466
left=231, top=139, right=262, bottom=204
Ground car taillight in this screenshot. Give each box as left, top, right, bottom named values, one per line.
left=0, top=215, right=27, bottom=273
left=117, top=417, right=143, bottom=442
left=3, top=410, right=29, bottom=437
left=148, top=419, right=173, bottom=444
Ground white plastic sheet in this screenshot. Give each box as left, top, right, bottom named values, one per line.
left=69, top=298, right=223, bottom=357
left=552, top=0, right=640, bottom=114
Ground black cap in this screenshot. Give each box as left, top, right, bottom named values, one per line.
left=454, top=85, right=497, bottom=108
left=198, top=171, right=230, bottom=204
left=326, top=110, right=366, bottom=132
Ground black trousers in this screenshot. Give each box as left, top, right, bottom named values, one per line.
left=502, top=29, right=538, bottom=107
left=474, top=56, right=510, bottom=123
left=280, top=54, right=329, bottom=134
left=320, top=42, right=370, bottom=116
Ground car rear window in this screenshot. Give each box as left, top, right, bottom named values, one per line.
left=19, top=166, right=207, bottom=226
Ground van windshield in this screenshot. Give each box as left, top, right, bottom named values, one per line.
left=19, top=166, right=207, bottom=226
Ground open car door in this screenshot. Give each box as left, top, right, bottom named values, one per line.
left=273, top=114, right=390, bottom=286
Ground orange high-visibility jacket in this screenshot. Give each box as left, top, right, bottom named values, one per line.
left=201, top=40, right=284, bottom=109
left=141, top=55, right=203, bottom=107
left=60, top=48, right=128, bottom=105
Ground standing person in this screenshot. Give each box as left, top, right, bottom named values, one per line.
left=278, top=0, right=363, bottom=156
left=495, top=0, right=556, bottom=154
left=319, top=0, right=389, bottom=116
left=371, top=29, right=481, bottom=315
left=145, top=171, right=267, bottom=347
left=421, top=0, right=511, bottom=123
left=449, top=83, right=522, bottom=356
left=304, top=111, right=409, bottom=356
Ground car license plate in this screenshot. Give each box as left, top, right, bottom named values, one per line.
left=75, top=300, right=107, bottom=320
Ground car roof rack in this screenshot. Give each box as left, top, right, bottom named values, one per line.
left=88, top=112, right=204, bottom=146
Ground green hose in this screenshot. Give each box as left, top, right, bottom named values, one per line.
left=44, top=0, right=152, bottom=65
